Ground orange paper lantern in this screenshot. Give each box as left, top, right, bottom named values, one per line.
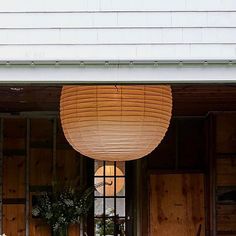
left=60, top=85, right=172, bottom=161
left=95, top=165, right=124, bottom=196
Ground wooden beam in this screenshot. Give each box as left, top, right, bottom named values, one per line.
left=0, top=118, right=3, bottom=234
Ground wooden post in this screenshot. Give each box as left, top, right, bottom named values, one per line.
left=0, top=118, right=3, bottom=234
left=175, top=119, right=179, bottom=170
left=80, top=154, right=84, bottom=236
left=52, top=118, right=57, bottom=181
left=25, top=118, right=30, bottom=236
left=135, top=159, right=141, bottom=236
left=207, top=114, right=217, bottom=236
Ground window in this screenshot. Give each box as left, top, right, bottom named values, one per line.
left=94, top=161, right=126, bottom=236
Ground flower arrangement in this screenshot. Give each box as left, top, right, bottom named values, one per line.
left=32, top=181, right=94, bottom=236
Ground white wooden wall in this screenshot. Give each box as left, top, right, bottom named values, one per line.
left=0, top=0, right=236, bottom=61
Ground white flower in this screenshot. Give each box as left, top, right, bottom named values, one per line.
left=32, top=207, right=40, bottom=216
left=64, top=199, right=73, bottom=206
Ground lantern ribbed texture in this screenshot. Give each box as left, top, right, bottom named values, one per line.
left=60, top=85, right=172, bottom=161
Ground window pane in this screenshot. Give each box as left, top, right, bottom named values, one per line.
left=95, top=177, right=116, bottom=196
left=105, top=177, right=115, bottom=196
left=95, top=177, right=105, bottom=196
left=105, top=164, right=115, bottom=177
left=116, top=198, right=125, bottom=217
left=116, top=177, right=125, bottom=196
left=94, top=160, right=104, bottom=174
left=105, top=198, right=115, bottom=216
left=95, top=198, right=103, bottom=216
left=116, top=162, right=125, bottom=176
left=105, top=161, right=115, bottom=168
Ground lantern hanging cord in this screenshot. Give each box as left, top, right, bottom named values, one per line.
left=115, top=85, right=119, bottom=93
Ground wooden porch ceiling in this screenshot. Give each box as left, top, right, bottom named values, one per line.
left=0, top=85, right=236, bottom=116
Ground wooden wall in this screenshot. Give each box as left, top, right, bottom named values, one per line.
left=147, top=117, right=206, bottom=171
left=144, top=114, right=236, bottom=236
left=149, top=174, right=205, bottom=236
left=138, top=117, right=207, bottom=236
left=215, top=114, right=236, bottom=236
left=1, top=113, right=236, bottom=236
left=0, top=115, right=81, bottom=236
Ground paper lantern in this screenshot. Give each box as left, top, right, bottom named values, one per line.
left=95, top=165, right=124, bottom=196
left=60, top=85, right=172, bottom=161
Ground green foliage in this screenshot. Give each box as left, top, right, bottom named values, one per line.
left=95, top=209, right=115, bottom=235
left=32, top=181, right=94, bottom=232
left=95, top=209, right=125, bottom=236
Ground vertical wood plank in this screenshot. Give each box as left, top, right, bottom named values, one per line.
left=149, top=174, right=205, bottom=236
left=56, top=149, right=80, bottom=183
left=68, top=224, right=80, bottom=236
left=3, top=118, right=26, bottom=199
left=215, top=113, right=236, bottom=235
left=30, top=119, right=53, bottom=186
left=3, top=156, right=25, bottom=199
left=3, top=204, right=25, bottom=236
left=217, top=205, right=236, bottom=232
left=56, top=118, right=80, bottom=184
left=216, top=114, right=236, bottom=154
left=30, top=148, right=53, bottom=186
left=216, top=158, right=236, bottom=186
left=30, top=219, right=51, bottom=236
left=3, top=118, right=26, bottom=151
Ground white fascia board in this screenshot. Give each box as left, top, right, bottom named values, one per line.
left=0, top=64, right=236, bottom=84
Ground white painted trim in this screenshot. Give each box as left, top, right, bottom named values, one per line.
left=1, top=44, right=236, bottom=61
left=0, top=64, right=235, bottom=84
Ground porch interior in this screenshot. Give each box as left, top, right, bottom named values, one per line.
left=0, top=84, right=236, bottom=236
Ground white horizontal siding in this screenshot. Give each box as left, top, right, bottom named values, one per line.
left=1, top=0, right=236, bottom=12
left=1, top=28, right=236, bottom=44
left=1, top=12, right=236, bottom=28
left=0, top=0, right=236, bottom=61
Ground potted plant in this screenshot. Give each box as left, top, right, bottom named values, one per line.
left=32, top=181, right=94, bottom=236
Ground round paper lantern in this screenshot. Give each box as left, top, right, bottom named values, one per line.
left=60, top=85, right=172, bottom=161
left=95, top=165, right=124, bottom=196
